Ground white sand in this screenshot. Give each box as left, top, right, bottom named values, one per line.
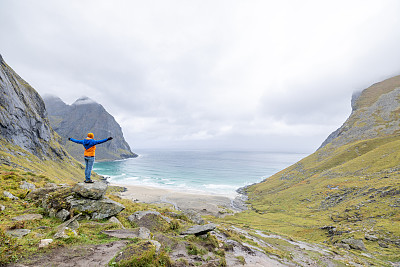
left=112, top=184, right=234, bottom=215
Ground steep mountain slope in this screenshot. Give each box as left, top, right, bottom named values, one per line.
left=0, top=54, right=84, bottom=181
left=228, top=75, right=400, bottom=263
left=43, top=95, right=137, bottom=162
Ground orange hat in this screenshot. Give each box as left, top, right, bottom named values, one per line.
left=87, top=133, right=94, bottom=139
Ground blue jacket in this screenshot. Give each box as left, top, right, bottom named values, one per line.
left=70, top=137, right=109, bottom=149
left=70, top=137, right=109, bottom=156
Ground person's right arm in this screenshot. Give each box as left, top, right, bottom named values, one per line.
left=68, top=138, right=84, bottom=144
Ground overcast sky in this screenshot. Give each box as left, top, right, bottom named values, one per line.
left=1, top=1, right=400, bottom=152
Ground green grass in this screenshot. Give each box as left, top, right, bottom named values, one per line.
left=218, top=134, right=400, bottom=264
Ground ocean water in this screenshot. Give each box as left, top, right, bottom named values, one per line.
left=93, top=150, right=307, bottom=197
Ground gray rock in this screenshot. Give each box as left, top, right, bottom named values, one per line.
left=3, top=191, right=19, bottom=200
left=102, top=227, right=151, bottom=239
left=231, top=194, right=248, bottom=211
left=182, top=209, right=205, bottom=224
left=73, top=182, right=108, bottom=200
left=67, top=196, right=125, bottom=219
left=54, top=227, right=78, bottom=239
left=378, top=241, right=389, bottom=248
left=149, top=240, right=161, bottom=252
left=57, top=213, right=81, bottom=231
left=365, top=234, right=378, bottom=241
left=26, top=186, right=61, bottom=200
left=341, top=238, right=367, bottom=251
left=109, top=216, right=125, bottom=229
left=181, top=223, right=217, bottom=236
left=6, top=229, right=31, bottom=238
left=39, top=239, right=53, bottom=248
left=12, top=214, right=43, bottom=221
left=54, top=213, right=81, bottom=239
left=128, top=210, right=171, bottom=223
left=20, top=181, right=36, bottom=190
left=0, top=204, right=5, bottom=211
left=127, top=210, right=171, bottom=232
left=130, top=210, right=162, bottom=220
left=56, top=209, right=70, bottom=221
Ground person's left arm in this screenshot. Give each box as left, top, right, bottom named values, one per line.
left=93, top=137, right=113, bottom=145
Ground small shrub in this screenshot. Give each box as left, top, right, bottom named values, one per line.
left=154, top=251, right=172, bottom=266
left=170, top=219, right=180, bottom=231
left=0, top=228, right=20, bottom=265
left=236, top=255, right=246, bottom=265
left=110, top=240, right=157, bottom=267
left=187, top=243, right=206, bottom=256
left=214, top=249, right=225, bottom=257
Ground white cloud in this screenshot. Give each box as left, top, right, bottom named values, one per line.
left=1, top=0, right=400, bottom=152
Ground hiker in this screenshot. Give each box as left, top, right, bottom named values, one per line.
left=68, top=133, right=113, bottom=183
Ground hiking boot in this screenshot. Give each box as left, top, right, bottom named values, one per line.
left=84, top=180, right=94, bottom=183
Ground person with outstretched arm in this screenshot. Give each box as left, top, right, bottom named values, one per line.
left=68, top=133, right=113, bottom=183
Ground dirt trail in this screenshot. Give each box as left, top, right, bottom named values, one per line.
left=8, top=241, right=128, bottom=267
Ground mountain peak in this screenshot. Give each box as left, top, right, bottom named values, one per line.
left=72, top=96, right=98, bottom=106
left=42, top=94, right=64, bottom=102
left=0, top=54, right=3, bottom=63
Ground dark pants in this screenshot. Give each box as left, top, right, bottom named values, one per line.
left=84, top=156, right=95, bottom=181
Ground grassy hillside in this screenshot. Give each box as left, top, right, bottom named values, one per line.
left=222, top=77, right=400, bottom=264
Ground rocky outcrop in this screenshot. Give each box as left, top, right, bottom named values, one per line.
left=181, top=223, right=216, bottom=236
left=339, top=238, right=367, bottom=251
left=73, top=182, right=107, bottom=200
left=0, top=54, right=69, bottom=159
left=319, top=75, right=400, bottom=149
left=43, top=95, right=137, bottom=162
left=66, top=196, right=125, bottom=220
left=127, top=210, right=171, bottom=231
left=40, top=182, right=125, bottom=220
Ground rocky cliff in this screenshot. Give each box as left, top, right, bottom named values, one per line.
left=0, top=54, right=84, bottom=181
left=43, top=95, right=137, bottom=162
left=0, top=55, right=63, bottom=158
left=319, top=75, right=400, bottom=149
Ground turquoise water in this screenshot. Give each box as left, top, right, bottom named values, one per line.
left=93, top=150, right=307, bottom=197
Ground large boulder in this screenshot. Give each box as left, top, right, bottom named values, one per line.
left=39, top=239, right=53, bottom=248
left=66, top=196, right=125, bottom=220
left=181, top=223, right=216, bottom=236
left=109, top=216, right=125, bottom=229
left=26, top=184, right=65, bottom=201
left=182, top=209, right=204, bottom=225
left=39, top=184, right=125, bottom=220
left=12, top=214, right=43, bottom=221
left=3, top=191, right=19, bottom=200
left=73, top=182, right=107, bottom=200
left=54, top=213, right=80, bottom=239
left=127, top=211, right=171, bottom=232
left=341, top=238, right=367, bottom=251
left=102, top=228, right=151, bottom=239
left=20, top=181, right=36, bottom=190
left=6, top=229, right=31, bottom=238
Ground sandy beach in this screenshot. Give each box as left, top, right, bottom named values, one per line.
left=112, top=184, right=235, bottom=216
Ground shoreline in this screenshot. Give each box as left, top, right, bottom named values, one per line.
left=110, top=183, right=246, bottom=216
